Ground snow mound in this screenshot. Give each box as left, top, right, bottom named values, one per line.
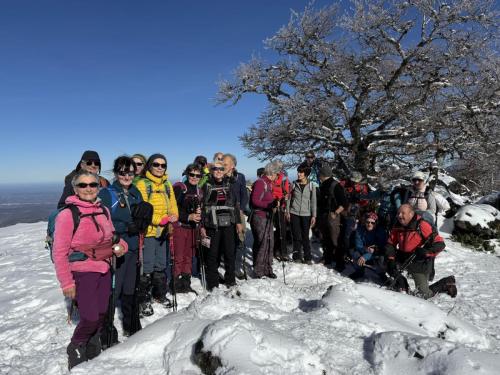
left=322, top=283, right=490, bottom=349
left=369, top=331, right=500, bottom=375
left=195, top=314, right=325, bottom=374
left=454, top=204, right=500, bottom=230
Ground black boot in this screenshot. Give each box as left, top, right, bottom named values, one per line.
left=430, top=276, right=457, bottom=298
left=86, top=332, right=102, bottom=359
left=138, top=273, right=154, bottom=317
left=67, top=341, right=87, bottom=370
left=170, top=274, right=186, bottom=294
left=152, top=271, right=171, bottom=305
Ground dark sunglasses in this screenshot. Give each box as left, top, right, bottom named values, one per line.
left=75, top=182, right=99, bottom=188
left=118, top=171, right=135, bottom=177
left=212, top=166, right=225, bottom=171
left=152, top=162, right=166, bottom=169
left=134, top=162, right=144, bottom=167
left=412, top=179, right=423, bottom=183
left=189, top=172, right=202, bottom=178
left=83, top=160, right=100, bottom=167
left=306, top=155, right=314, bottom=159
left=366, top=220, right=376, bottom=225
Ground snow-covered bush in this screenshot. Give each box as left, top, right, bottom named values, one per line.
left=452, top=204, right=500, bottom=252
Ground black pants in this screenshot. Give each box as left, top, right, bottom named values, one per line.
left=290, top=214, right=312, bottom=261
left=205, top=226, right=236, bottom=291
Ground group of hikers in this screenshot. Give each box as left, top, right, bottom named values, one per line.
left=49, top=149, right=457, bottom=370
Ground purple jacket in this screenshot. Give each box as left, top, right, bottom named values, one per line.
left=251, top=176, right=274, bottom=218
left=53, top=195, right=128, bottom=291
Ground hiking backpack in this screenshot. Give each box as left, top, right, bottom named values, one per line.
left=45, top=204, right=110, bottom=262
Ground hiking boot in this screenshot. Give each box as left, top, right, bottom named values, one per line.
left=67, top=342, right=87, bottom=370
left=443, top=276, right=457, bottom=298
left=152, top=271, right=168, bottom=300
left=140, top=301, right=154, bottom=317
left=154, top=295, right=173, bottom=308
left=304, top=260, right=313, bottom=265
left=86, top=332, right=101, bottom=359
left=267, top=272, right=277, bottom=279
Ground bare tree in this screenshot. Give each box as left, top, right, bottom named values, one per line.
left=217, top=0, right=499, bottom=175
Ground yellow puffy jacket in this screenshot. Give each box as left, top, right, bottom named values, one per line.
left=135, top=171, right=179, bottom=238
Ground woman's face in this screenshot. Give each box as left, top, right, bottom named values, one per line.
left=365, top=218, right=376, bottom=231
left=211, top=165, right=225, bottom=181
left=187, top=169, right=202, bottom=185
left=150, top=158, right=166, bottom=178
left=80, top=159, right=100, bottom=175
left=132, top=158, right=145, bottom=176
left=297, top=170, right=306, bottom=181
left=116, top=165, right=135, bottom=189
left=74, top=175, right=99, bottom=202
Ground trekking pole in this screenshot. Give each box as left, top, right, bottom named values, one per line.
left=387, top=253, right=416, bottom=290
left=277, top=206, right=286, bottom=285
left=168, top=224, right=177, bottom=312
left=194, top=224, right=207, bottom=291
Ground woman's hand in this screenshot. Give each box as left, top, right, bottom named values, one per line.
left=63, top=286, right=76, bottom=299
left=200, top=227, right=207, bottom=238
left=169, top=215, right=178, bottom=223
left=310, top=217, right=316, bottom=228
left=357, top=256, right=366, bottom=267
left=113, top=243, right=126, bottom=257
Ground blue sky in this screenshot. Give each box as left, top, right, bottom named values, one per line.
left=0, top=0, right=333, bottom=184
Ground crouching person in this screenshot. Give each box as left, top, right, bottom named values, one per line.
left=385, top=204, right=457, bottom=299
left=53, top=170, right=128, bottom=370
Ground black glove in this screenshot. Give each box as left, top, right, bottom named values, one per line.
left=415, top=247, right=428, bottom=260
left=386, top=260, right=397, bottom=277
left=127, top=222, right=140, bottom=235
left=270, top=199, right=280, bottom=209
left=394, top=275, right=409, bottom=292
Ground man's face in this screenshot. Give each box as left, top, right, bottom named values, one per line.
left=223, top=157, right=234, bottom=176
left=305, top=155, right=314, bottom=166
left=397, top=206, right=414, bottom=226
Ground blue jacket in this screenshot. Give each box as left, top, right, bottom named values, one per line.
left=230, top=171, right=249, bottom=214
left=352, top=226, right=387, bottom=261
left=98, top=181, right=143, bottom=252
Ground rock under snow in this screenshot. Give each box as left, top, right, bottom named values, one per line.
left=454, top=204, right=500, bottom=236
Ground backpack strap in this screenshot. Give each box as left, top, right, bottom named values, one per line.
left=66, top=204, right=81, bottom=235
left=416, top=217, right=437, bottom=247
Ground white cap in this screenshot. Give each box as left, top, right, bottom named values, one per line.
left=412, top=171, right=426, bottom=181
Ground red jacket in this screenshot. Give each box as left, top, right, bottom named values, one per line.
left=340, top=179, right=369, bottom=207
left=385, top=215, right=445, bottom=261
left=272, top=172, right=290, bottom=201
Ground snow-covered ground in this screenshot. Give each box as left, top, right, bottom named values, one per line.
left=1, top=219, right=500, bottom=374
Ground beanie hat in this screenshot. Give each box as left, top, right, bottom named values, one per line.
left=80, top=150, right=100, bottom=162
left=132, top=153, right=147, bottom=165
left=412, top=171, right=426, bottom=181
left=146, top=153, right=167, bottom=170
left=319, top=165, right=332, bottom=178
left=365, top=212, right=378, bottom=222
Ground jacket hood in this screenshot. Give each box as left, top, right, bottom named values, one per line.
left=65, top=195, right=102, bottom=209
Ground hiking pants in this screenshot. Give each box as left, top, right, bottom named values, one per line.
left=205, top=226, right=236, bottom=290
left=142, top=237, right=170, bottom=276
left=115, top=250, right=137, bottom=297
left=71, top=271, right=111, bottom=345
left=251, top=213, right=273, bottom=277
left=172, top=224, right=195, bottom=277
left=408, top=261, right=434, bottom=299
left=290, top=214, right=312, bottom=262
left=318, top=213, right=341, bottom=265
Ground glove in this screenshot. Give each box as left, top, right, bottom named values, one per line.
left=386, top=260, right=397, bottom=277
left=270, top=199, right=280, bottom=209
left=159, top=216, right=170, bottom=226
left=126, top=222, right=139, bottom=235
left=415, top=247, right=428, bottom=260
left=394, top=275, right=409, bottom=292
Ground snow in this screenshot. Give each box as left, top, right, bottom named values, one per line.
left=454, top=204, right=500, bottom=229
left=1, top=221, right=500, bottom=374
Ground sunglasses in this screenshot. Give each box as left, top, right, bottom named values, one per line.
left=306, top=156, right=314, bottom=159
left=134, top=162, right=144, bottom=167
left=75, top=182, right=99, bottom=189
left=83, top=160, right=100, bottom=167
left=118, top=171, right=135, bottom=177
left=212, top=166, right=225, bottom=171
left=412, top=179, right=423, bottom=183
left=152, top=162, right=166, bottom=169
left=189, top=172, right=202, bottom=178
left=366, top=220, right=376, bottom=224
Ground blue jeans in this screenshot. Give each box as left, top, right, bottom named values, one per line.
left=142, top=237, right=170, bottom=277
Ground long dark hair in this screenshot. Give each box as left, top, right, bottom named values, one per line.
left=113, top=156, right=136, bottom=174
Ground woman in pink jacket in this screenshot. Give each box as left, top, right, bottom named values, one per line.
left=53, top=170, right=128, bottom=370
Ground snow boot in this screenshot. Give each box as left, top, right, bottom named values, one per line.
left=430, top=275, right=457, bottom=298
left=67, top=341, right=87, bottom=370
left=348, top=269, right=365, bottom=281
left=86, top=332, right=102, bottom=360
left=138, top=273, right=154, bottom=317
left=152, top=271, right=172, bottom=307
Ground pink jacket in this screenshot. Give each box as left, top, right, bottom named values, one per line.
left=53, top=195, right=128, bottom=291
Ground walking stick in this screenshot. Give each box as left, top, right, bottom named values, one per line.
left=276, top=206, right=287, bottom=284
left=194, top=224, right=207, bottom=291
left=387, top=253, right=416, bottom=290
left=168, top=224, right=177, bottom=312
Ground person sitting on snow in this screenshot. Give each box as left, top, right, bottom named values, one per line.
left=385, top=204, right=457, bottom=299
left=348, top=212, right=387, bottom=281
